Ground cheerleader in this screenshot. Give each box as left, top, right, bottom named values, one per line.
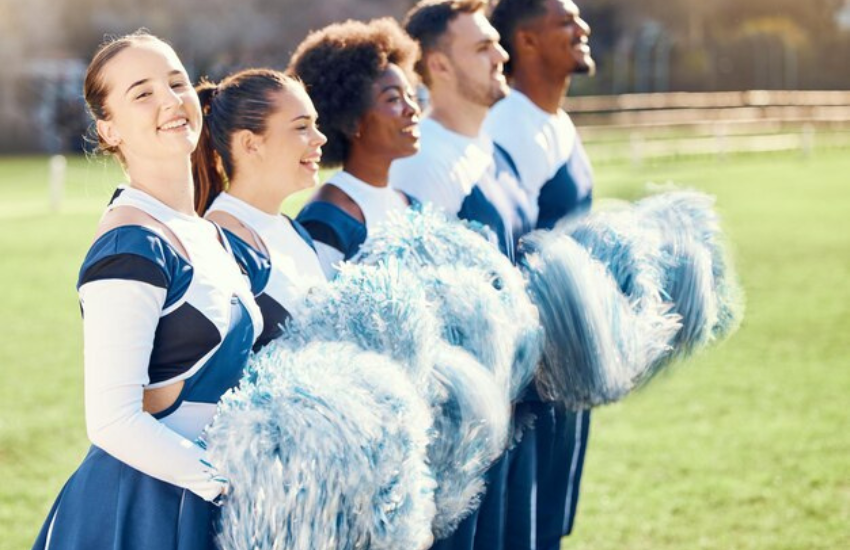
left=390, top=2, right=538, bottom=549
left=485, top=1, right=596, bottom=548
left=190, top=69, right=328, bottom=349
left=287, top=17, right=423, bottom=275
left=33, top=31, right=262, bottom=550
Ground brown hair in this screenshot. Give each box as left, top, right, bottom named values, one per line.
left=403, top=0, right=487, bottom=86
left=191, top=69, right=304, bottom=214
left=83, top=30, right=164, bottom=165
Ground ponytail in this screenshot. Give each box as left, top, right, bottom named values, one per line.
left=190, top=69, right=302, bottom=215
left=192, top=80, right=226, bottom=215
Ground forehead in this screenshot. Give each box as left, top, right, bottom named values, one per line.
left=447, top=10, right=498, bottom=47
left=374, top=63, right=413, bottom=90
left=546, top=0, right=580, bottom=18
left=271, top=85, right=316, bottom=117
left=100, top=40, right=186, bottom=94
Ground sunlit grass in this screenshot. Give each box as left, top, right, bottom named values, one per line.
left=0, top=150, right=847, bottom=550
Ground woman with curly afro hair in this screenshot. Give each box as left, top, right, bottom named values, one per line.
left=289, top=17, right=423, bottom=277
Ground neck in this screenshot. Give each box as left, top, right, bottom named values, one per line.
left=512, top=63, right=571, bottom=114
left=228, top=171, right=286, bottom=216
left=125, top=156, right=196, bottom=215
left=428, top=88, right=487, bottom=138
left=344, top=148, right=391, bottom=188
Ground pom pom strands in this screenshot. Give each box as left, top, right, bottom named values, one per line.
left=284, top=261, right=441, bottom=399
left=521, top=231, right=668, bottom=408
left=355, top=206, right=542, bottom=401
left=278, top=257, right=514, bottom=540
left=636, top=190, right=744, bottom=343
left=428, top=345, right=511, bottom=539
left=207, top=342, right=435, bottom=550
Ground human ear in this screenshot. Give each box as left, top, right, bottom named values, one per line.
left=426, top=51, right=453, bottom=83
left=235, top=129, right=263, bottom=158
left=96, top=119, right=121, bottom=147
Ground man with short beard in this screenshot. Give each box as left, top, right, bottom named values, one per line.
left=390, top=2, right=537, bottom=549
left=391, top=0, right=534, bottom=261
left=484, top=1, right=595, bottom=549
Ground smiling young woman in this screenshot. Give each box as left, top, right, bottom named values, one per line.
left=32, top=31, right=263, bottom=550
left=287, top=18, right=424, bottom=277
left=191, top=69, right=329, bottom=350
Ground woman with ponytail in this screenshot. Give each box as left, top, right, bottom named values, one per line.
left=191, top=69, right=328, bottom=350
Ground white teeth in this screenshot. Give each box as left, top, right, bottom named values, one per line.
left=160, top=118, right=187, bottom=130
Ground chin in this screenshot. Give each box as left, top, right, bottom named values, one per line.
left=575, top=57, right=596, bottom=76
left=398, top=144, right=420, bottom=159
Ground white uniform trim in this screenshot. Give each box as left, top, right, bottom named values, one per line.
left=485, top=89, right=590, bottom=219
left=390, top=117, right=534, bottom=235
left=326, top=170, right=409, bottom=230
left=207, top=192, right=326, bottom=316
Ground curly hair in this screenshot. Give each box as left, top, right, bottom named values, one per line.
left=489, top=0, right=549, bottom=76
left=287, top=18, right=420, bottom=167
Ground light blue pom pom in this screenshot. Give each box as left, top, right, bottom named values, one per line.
left=636, top=190, right=744, bottom=342
left=520, top=231, right=678, bottom=407
left=282, top=261, right=441, bottom=399
left=206, top=341, right=435, bottom=550
left=428, top=344, right=510, bottom=539
left=355, top=206, right=542, bottom=401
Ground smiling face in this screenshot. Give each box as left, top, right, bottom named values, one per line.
left=257, top=85, right=327, bottom=192
left=445, top=10, right=509, bottom=108
left=533, top=0, right=595, bottom=79
left=356, top=63, right=421, bottom=161
left=95, top=40, right=202, bottom=167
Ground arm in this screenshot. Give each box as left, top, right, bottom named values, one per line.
left=80, top=264, right=226, bottom=502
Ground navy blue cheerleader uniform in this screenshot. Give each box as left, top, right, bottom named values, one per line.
left=486, top=90, right=594, bottom=550
left=296, top=170, right=418, bottom=278
left=206, top=192, right=327, bottom=350
left=391, top=117, right=536, bottom=550
left=33, top=186, right=263, bottom=550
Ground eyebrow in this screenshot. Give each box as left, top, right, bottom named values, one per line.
left=290, top=113, right=317, bottom=122
left=380, top=84, right=404, bottom=95
left=125, top=70, right=184, bottom=95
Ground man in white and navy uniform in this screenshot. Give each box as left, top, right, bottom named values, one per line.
left=486, top=1, right=596, bottom=549
left=391, top=2, right=536, bottom=550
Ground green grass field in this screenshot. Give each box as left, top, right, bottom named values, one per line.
left=1, top=151, right=848, bottom=550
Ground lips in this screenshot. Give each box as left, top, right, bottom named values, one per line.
left=158, top=117, right=189, bottom=132
left=401, top=122, right=420, bottom=139
left=300, top=151, right=322, bottom=172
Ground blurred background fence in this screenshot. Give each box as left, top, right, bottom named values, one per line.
left=1, top=0, right=848, bottom=155
left=570, top=90, right=850, bottom=163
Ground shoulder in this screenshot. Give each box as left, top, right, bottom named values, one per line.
left=296, top=197, right=367, bottom=259
left=311, top=183, right=364, bottom=224
left=78, top=224, right=193, bottom=309
left=205, top=210, right=262, bottom=252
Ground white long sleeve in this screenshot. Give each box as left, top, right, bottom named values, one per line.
left=80, top=278, right=226, bottom=502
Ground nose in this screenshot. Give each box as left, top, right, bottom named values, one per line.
left=312, top=126, right=328, bottom=147
left=403, top=93, right=420, bottom=118
left=494, top=42, right=509, bottom=64
left=577, top=16, right=591, bottom=37
left=162, top=85, right=184, bottom=110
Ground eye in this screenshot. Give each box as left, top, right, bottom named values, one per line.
left=170, top=81, right=187, bottom=90
left=135, top=91, right=152, bottom=100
